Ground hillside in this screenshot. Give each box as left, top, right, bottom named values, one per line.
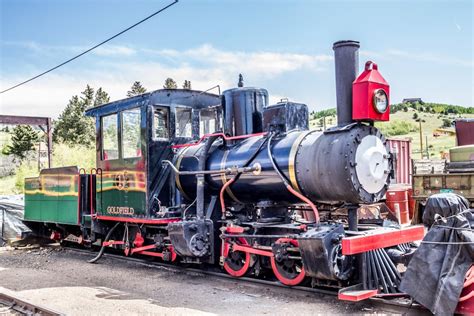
left=309, top=103, right=474, bottom=159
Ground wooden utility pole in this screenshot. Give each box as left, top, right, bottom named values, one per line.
left=425, top=135, right=429, bottom=158
left=419, top=119, right=423, bottom=159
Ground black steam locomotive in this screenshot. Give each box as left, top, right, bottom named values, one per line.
left=24, top=41, right=424, bottom=301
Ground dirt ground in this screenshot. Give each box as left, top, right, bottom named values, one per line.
left=0, top=246, right=427, bottom=315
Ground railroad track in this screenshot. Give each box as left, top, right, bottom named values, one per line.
left=61, top=245, right=426, bottom=314
left=0, top=292, right=62, bottom=316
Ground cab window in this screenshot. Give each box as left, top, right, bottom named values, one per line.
left=153, top=107, right=169, bottom=140
left=121, top=108, right=141, bottom=159
left=200, top=109, right=217, bottom=136
left=176, top=107, right=192, bottom=138
left=101, top=114, right=118, bottom=160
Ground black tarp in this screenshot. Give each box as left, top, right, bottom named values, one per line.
left=400, top=193, right=474, bottom=315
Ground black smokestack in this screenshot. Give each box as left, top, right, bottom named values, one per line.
left=333, top=40, right=360, bottom=126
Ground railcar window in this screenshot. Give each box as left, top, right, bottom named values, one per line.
left=176, top=107, right=192, bottom=138
left=121, top=108, right=141, bottom=159
left=200, top=109, right=217, bottom=136
left=153, top=107, right=169, bottom=139
left=101, top=114, right=118, bottom=160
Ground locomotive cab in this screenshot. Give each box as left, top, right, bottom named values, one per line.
left=84, top=89, right=222, bottom=220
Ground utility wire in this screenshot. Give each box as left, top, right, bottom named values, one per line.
left=0, top=0, right=178, bottom=94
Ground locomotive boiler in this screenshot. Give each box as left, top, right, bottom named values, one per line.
left=23, top=40, right=425, bottom=301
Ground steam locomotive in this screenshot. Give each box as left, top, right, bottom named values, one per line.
left=24, top=41, right=424, bottom=301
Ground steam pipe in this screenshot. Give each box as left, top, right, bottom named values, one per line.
left=333, top=40, right=360, bottom=126
left=266, top=132, right=320, bottom=223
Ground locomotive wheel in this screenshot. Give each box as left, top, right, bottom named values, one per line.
left=270, top=238, right=306, bottom=286
left=223, top=237, right=250, bottom=277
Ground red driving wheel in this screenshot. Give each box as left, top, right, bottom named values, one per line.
left=223, top=237, right=250, bottom=277
left=271, top=238, right=306, bottom=286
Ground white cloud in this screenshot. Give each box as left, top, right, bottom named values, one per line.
left=93, top=45, right=137, bottom=56
left=142, top=44, right=333, bottom=76
left=2, top=41, right=137, bottom=57
left=362, top=48, right=473, bottom=68
left=0, top=44, right=333, bottom=117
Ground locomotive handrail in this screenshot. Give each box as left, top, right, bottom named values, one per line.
left=161, top=160, right=259, bottom=176
left=89, top=168, right=103, bottom=216
left=171, top=132, right=268, bottom=149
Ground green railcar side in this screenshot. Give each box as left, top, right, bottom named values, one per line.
left=24, top=166, right=80, bottom=225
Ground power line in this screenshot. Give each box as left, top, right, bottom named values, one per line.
left=0, top=0, right=178, bottom=94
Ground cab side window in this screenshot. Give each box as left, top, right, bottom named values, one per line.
left=200, top=109, right=217, bottom=136
left=101, top=114, right=119, bottom=160
left=121, top=108, right=141, bottom=158
left=153, top=107, right=169, bottom=140
left=176, top=107, right=192, bottom=138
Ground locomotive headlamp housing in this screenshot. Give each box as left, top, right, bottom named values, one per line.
left=373, top=89, right=388, bottom=114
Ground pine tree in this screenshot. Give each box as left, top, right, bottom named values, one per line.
left=94, top=87, right=110, bottom=106
left=4, top=125, right=39, bottom=160
left=53, top=85, right=110, bottom=147
left=163, top=78, right=177, bottom=89
left=127, top=81, right=147, bottom=97
left=182, top=80, right=192, bottom=90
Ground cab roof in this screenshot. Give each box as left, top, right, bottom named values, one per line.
left=85, top=88, right=221, bottom=117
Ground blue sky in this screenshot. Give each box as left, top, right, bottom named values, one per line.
left=1, top=0, right=473, bottom=117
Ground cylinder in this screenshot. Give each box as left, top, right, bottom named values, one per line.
left=333, top=40, right=360, bottom=126
left=386, top=188, right=410, bottom=224
left=175, top=124, right=391, bottom=205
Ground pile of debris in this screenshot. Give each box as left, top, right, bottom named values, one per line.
left=0, top=201, right=31, bottom=246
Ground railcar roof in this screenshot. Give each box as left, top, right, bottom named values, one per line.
left=85, top=88, right=221, bottom=117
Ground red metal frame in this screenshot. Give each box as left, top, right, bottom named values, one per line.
left=130, top=244, right=157, bottom=254
left=341, top=226, right=425, bottom=255
left=133, top=245, right=177, bottom=262
left=102, top=240, right=125, bottom=247
left=225, top=226, right=245, bottom=234
left=95, top=215, right=181, bottom=225
left=172, top=132, right=268, bottom=149
left=232, top=244, right=273, bottom=257
left=338, top=289, right=378, bottom=302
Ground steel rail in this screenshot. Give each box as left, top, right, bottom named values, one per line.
left=61, top=246, right=425, bottom=313
left=0, top=292, right=63, bottom=316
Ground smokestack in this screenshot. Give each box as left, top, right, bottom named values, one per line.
left=333, top=40, right=360, bottom=126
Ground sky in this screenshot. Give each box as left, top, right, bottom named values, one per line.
left=0, top=0, right=473, bottom=118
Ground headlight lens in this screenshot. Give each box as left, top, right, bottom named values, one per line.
left=373, top=89, right=388, bottom=113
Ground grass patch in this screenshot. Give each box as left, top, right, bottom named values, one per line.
left=0, top=143, right=95, bottom=195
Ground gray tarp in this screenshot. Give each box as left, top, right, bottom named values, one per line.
left=0, top=202, right=31, bottom=245
left=400, top=193, right=474, bottom=315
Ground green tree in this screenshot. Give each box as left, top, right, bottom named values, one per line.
left=413, top=113, right=418, bottom=120
left=163, top=78, right=177, bottom=89
left=4, top=125, right=39, bottom=160
left=127, top=81, right=147, bottom=97
left=53, top=85, right=110, bottom=147
left=182, top=80, right=192, bottom=90
left=442, top=118, right=452, bottom=128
